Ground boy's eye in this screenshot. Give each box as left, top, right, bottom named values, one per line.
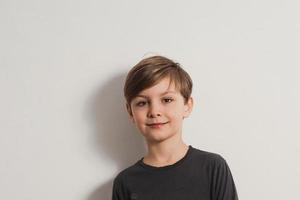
left=136, top=101, right=147, bottom=107
left=163, top=98, right=173, bottom=103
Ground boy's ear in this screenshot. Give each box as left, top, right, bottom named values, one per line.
left=183, top=97, right=194, bottom=119
left=126, top=103, right=135, bottom=123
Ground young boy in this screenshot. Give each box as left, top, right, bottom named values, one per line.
left=112, top=55, right=239, bottom=200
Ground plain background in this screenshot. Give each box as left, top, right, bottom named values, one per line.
left=1, top=0, right=299, bottom=199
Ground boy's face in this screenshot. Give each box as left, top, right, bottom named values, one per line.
left=126, top=77, right=193, bottom=143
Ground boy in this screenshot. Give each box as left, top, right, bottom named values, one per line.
left=112, top=55, right=239, bottom=200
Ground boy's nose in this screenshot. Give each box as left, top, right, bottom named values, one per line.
left=147, top=103, right=162, bottom=118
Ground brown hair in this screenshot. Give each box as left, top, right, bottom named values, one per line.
left=124, top=55, right=193, bottom=110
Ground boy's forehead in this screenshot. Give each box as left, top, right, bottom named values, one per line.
left=137, top=78, right=179, bottom=97
left=137, top=90, right=178, bottom=97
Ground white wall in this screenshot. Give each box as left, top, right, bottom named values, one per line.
left=1, top=0, right=299, bottom=199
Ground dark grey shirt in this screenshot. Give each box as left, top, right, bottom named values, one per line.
left=112, top=145, right=239, bottom=200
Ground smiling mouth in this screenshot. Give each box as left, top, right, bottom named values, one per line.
left=146, top=122, right=169, bottom=126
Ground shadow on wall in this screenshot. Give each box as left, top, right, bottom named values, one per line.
left=85, top=72, right=146, bottom=200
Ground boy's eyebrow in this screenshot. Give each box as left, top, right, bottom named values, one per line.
left=136, top=91, right=177, bottom=98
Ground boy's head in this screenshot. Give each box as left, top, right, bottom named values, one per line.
left=123, top=55, right=194, bottom=143
left=124, top=55, right=193, bottom=113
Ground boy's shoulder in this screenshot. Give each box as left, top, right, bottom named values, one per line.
left=112, top=160, right=142, bottom=186
left=191, top=146, right=227, bottom=164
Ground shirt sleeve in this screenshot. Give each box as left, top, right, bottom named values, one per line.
left=112, top=174, right=128, bottom=200
left=210, top=155, right=239, bottom=200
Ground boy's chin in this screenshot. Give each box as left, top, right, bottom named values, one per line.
left=143, top=132, right=176, bottom=144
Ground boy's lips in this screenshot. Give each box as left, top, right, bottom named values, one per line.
left=146, top=122, right=169, bottom=126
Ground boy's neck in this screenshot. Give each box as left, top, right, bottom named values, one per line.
left=143, top=139, right=189, bottom=167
